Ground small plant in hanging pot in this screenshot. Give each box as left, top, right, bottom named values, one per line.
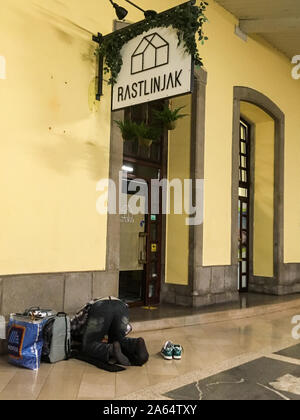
left=114, top=120, right=139, bottom=142
left=153, top=106, right=188, bottom=131
left=135, top=123, right=161, bottom=148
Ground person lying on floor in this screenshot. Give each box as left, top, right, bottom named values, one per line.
left=71, top=296, right=149, bottom=367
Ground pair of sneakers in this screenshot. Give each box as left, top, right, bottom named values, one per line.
left=161, top=341, right=183, bottom=360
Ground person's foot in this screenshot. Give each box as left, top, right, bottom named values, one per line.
left=113, top=341, right=131, bottom=366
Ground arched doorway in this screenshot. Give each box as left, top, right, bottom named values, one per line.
left=232, top=87, right=285, bottom=295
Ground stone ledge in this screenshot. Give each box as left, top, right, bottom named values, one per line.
left=131, top=295, right=300, bottom=333
left=0, top=270, right=119, bottom=317
left=249, top=282, right=300, bottom=295
left=192, top=291, right=239, bottom=308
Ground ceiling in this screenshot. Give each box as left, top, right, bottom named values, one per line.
left=214, top=0, right=300, bottom=59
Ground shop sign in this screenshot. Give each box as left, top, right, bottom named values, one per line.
left=112, top=26, right=193, bottom=111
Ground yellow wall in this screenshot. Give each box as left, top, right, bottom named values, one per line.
left=165, top=95, right=191, bottom=285
left=139, top=0, right=300, bottom=267
left=240, top=102, right=274, bottom=278
left=197, top=0, right=300, bottom=265
left=0, top=0, right=116, bottom=274
left=1, top=0, right=300, bottom=277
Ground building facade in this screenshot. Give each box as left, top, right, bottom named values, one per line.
left=1, top=0, right=300, bottom=315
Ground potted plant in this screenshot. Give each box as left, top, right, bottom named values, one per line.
left=153, top=106, right=188, bottom=131
left=115, top=120, right=138, bottom=142
left=135, top=122, right=161, bottom=148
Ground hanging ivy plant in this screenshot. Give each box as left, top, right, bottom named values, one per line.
left=96, top=0, right=209, bottom=85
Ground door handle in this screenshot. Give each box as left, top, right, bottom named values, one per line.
left=138, top=232, right=148, bottom=264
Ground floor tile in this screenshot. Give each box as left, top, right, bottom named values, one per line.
left=0, top=303, right=299, bottom=400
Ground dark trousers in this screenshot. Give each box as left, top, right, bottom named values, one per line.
left=82, top=299, right=148, bottom=365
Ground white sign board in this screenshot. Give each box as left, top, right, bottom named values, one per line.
left=112, top=26, right=193, bottom=111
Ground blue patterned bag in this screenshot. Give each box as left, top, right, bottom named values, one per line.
left=8, top=315, right=48, bottom=370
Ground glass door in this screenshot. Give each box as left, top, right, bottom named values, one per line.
left=119, top=100, right=165, bottom=306
left=119, top=174, right=162, bottom=306
left=119, top=177, right=148, bottom=305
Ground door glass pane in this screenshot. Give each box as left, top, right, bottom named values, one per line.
left=241, top=142, right=246, bottom=154
left=123, top=161, right=160, bottom=179
left=239, top=188, right=248, bottom=198
left=150, top=223, right=158, bottom=242
left=119, top=180, right=147, bottom=304
left=239, top=120, right=250, bottom=292
left=123, top=101, right=163, bottom=163
left=242, top=261, right=247, bottom=273
left=242, top=248, right=247, bottom=259
left=148, top=280, right=156, bottom=299
left=151, top=262, right=158, bottom=279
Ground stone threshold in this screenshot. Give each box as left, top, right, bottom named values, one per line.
left=131, top=296, right=300, bottom=333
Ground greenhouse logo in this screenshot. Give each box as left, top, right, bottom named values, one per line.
left=131, top=32, right=169, bottom=75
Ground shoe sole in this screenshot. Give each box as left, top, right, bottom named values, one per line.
left=161, top=353, right=172, bottom=360
left=173, top=356, right=182, bottom=360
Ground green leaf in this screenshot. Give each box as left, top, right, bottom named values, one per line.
left=96, top=2, right=209, bottom=85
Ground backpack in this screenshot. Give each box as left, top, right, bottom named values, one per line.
left=42, top=312, right=71, bottom=363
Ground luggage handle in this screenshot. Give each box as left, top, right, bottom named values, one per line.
left=25, top=307, right=41, bottom=313
left=56, top=312, right=67, bottom=317
left=27, top=307, right=54, bottom=313
left=23, top=307, right=41, bottom=320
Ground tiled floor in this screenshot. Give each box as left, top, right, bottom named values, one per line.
left=130, top=293, right=300, bottom=332
left=0, top=305, right=299, bottom=400
left=165, top=357, right=300, bottom=400
left=130, top=293, right=300, bottom=322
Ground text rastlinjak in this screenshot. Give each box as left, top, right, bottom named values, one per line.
left=117, top=69, right=183, bottom=103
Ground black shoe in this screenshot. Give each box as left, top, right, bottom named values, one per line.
left=113, top=341, right=131, bottom=366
